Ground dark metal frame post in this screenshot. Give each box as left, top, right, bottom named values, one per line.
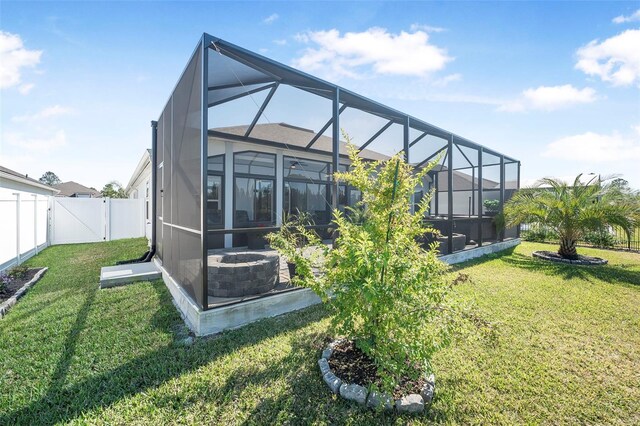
left=200, top=38, right=209, bottom=310
left=477, top=147, right=483, bottom=246
left=404, top=116, right=411, bottom=212
left=331, top=88, right=340, bottom=212
left=516, top=161, right=521, bottom=238
left=499, top=154, right=505, bottom=242
left=151, top=120, right=158, bottom=252
left=447, top=137, right=454, bottom=253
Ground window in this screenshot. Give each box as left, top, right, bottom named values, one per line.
left=234, top=152, right=275, bottom=227
left=284, top=157, right=331, bottom=181
left=284, top=182, right=330, bottom=224
left=283, top=156, right=331, bottom=224
left=234, top=152, right=275, bottom=176
left=208, top=155, right=224, bottom=228
left=145, top=181, right=150, bottom=221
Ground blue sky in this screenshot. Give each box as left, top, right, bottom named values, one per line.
left=1, top=1, right=639, bottom=189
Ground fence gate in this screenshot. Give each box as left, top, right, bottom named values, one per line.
left=50, top=198, right=143, bottom=245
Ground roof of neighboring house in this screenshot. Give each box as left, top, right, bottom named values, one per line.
left=0, top=165, right=59, bottom=194
left=432, top=165, right=500, bottom=189
left=53, top=181, right=102, bottom=197
left=212, top=123, right=391, bottom=162
left=125, top=149, right=152, bottom=196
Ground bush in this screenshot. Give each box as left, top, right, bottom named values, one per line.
left=523, top=227, right=557, bottom=242
left=7, top=265, right=28, bottom=280
left=483, top=199, right=500, bottom=213
left=0, top=272, right=9, bottom=293
left=267, top=139, right=464, bottom=392
left=583, top=229, right=617, bottom=248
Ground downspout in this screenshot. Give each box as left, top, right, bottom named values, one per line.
left=147, top=120, right=158, bottom=261
left=116, top=120, right=157, bottom=265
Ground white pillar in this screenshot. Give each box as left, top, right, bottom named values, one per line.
left=224, top=141, right=234, bottom=248
left=276, top=149, right=283, bottom=226
left=13, top=193, right=21, bottom=264
left=32, top=194, right=38, bottom=255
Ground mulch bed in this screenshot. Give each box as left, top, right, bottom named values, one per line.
left=328, top=339, right=427, bottom=399
left=532, top=250, right=607, bottom=265
left=0, top=268, right=42, bottom=304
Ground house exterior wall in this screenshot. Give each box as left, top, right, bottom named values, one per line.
left=125, top=152, right=152, bottom=242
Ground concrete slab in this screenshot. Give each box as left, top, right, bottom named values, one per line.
left=100, top=262, right=161, bottom=288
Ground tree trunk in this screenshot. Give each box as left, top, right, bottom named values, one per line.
left=558, top=238, right=578, bottom=259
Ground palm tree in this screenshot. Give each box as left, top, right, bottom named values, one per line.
left=504, top=174, right=637, bottom=259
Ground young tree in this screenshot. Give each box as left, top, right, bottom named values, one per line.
left=504, top=174, right=637, bottom=258
left=39, top=171, right=61, bottom=186
left=268, top=139, right=460, bottom=391
left=101, top=181, right=127, bottom=199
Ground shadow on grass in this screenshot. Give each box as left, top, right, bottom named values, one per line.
left=497, top=252, right=640, bottom=286
left=1, top=281, right=328, bottom=425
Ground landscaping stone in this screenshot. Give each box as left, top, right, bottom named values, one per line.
left=323, top=371, right=342, bottom=394
left=395, top=394, right=425, bottom=413
left=321, top=347, right=333, bottom=359
left=532, top=250, right=607, bottom=265
left=178, top=336, right=195, bottom=346
left=420, top=382, right=434, bottom=406
left=0, top=268, right=47, bottom=318
left=366, top=390, right=394, bottom=411
left=339, top=383, right=368, bottom=405
left=318, top=358, right=331, bottom=375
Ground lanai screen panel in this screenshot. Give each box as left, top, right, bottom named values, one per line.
left=157, top=44, right=205, bottom=308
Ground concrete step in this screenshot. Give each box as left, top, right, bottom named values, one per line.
left=100, top=262, right=162, bottom=288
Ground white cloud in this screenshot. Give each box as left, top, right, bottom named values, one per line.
left=409, top=23, right=446, bottom=33
left=498, top=84, right=597, bottom=112
left=273, top=39, right=287, bottom=46
left=0, top=31, right=42, bottom=90
left=292, top=27, right=452, bottom=80
left=543, top=131, right=640, bottom=162
left=11, top=105, right=74, bottom=122
left=432, top=73, right=462, bottom=87
left=263, top=13, right=279, bottom=24
left=575, top=29, right=640, bottom=87
left=612, top=9, right=640, bottom=24
left=18, top=83, right=35, bottom=94
left=6, top=130, right=68, bottom=153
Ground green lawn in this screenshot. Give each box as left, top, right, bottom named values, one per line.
left=1, top=239, right=638, bottom=425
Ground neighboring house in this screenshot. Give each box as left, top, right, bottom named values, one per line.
left=53, top=181, right=102, bottom=198
left=125, top=149, right=152, bottom=241
left=0, top=165, right=59, bottom=271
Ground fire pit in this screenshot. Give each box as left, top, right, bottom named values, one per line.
left=207, top=252, right=279, bottom=297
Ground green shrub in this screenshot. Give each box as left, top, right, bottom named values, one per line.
left=483, top=199, right=500, bottom=213
left=0, top=272, right=9, bottom=293
left=583, top=229, right=617, bottom=248
left=268, top=138, right=464, bottom=392
left=7, top=265, right=28, bottom=280
left=523, top=227, right=557, bottom=242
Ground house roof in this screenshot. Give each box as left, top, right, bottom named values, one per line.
left=0, top=165, right=59, bottom=194
left=53, top=181, right=101, bottom=197
left=212, top=123, right=391, bottom=162
left=431, top=165, right=500, bottom=189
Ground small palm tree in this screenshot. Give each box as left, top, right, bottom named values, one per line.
left=504, top=174, right=636, bottom=259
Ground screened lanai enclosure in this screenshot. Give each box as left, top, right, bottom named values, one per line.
left=153, top=34, right=520, bottom=313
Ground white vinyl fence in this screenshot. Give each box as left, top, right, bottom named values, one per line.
left=50, top=198, right=144, bottom=245
left=1, top=195, right=144, bottom=272
left=0, top=189, right=49, bottom=272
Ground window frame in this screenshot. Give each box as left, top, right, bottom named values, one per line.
left=233, top=151, right=277, bottom=228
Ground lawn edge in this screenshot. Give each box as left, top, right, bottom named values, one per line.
left=0, top=267, right=48, bottom=319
